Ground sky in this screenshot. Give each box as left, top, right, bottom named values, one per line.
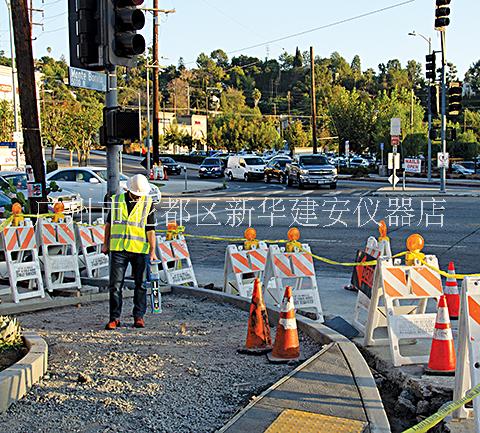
left=0, top=0, right=478, bottom=78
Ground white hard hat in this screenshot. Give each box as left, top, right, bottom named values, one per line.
left=126, top=174, right=151, bottom=197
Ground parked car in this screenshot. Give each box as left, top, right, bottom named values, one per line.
left=47, top=166, right=161, bottom=207
left=198, top=157, right=224, bottom=178
left=0, top=191, right=11, bottom=217
left=159, top=157, right=182, bottom=175
left=0, top=171, right=83, bottom=214
left=456, top=161, right=477, bottom=173
left=264, top=158, right=291, bottom=183
left=225, top=155, right=265, bottom=181
left=349, top=157, right=370, bottom=168
left=286, top=154, right=337, bottom=189
left=452, top=163, right=475, bottom=175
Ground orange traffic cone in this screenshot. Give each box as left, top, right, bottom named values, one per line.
left=149, top=168, right=154, bottom=180
left=163, top=167, right=169, bottom=181
left=238, top=279, right=272, bottom=355
left=444, top=261, right=460, bottom=320
left=425, top=295, right=456, bottom=375
left=267, top=286, right=300, bottom=363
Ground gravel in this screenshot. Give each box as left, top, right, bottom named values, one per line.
left=0, top=294, right=321, bottom=433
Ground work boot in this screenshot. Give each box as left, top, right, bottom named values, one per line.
left=134, top=317, right=145, bottom=328
left=105, top=319, right=120, bottom=330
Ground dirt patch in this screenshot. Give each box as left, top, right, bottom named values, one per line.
left=0, top=346, right=27, bottom=372
left=0, top=294, right=321, bottom=433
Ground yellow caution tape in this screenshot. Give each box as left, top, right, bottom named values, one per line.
left=402, top=383, right=480, bottom=433
left=413, top=253, right=480, bottom=280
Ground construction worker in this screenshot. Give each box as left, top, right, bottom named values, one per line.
left=102, top=174, right=158, bottom=330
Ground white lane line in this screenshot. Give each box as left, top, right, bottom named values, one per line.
left=427, top=244, right=467, bottom=249
left=325, top=191, right=341, bottom=196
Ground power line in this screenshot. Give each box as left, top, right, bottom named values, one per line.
left=186, top=0, right=415, bottom=64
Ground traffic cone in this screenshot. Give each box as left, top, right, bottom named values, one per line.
left=149, top=168, right=154, bottom=180
left=238, top=279, right=272, bottom=355
left=163, top=167, right=169, bottom=181
left=267, top=286, right=300, bottom=363
left=444, top=261, right=460, bottom=320
left=425, top=295, right=456, bottom=375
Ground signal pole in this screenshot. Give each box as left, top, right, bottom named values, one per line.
left=152, top=0, right=160, bottom=165
left=440, top=31, right=447, bottom=193
left=310, top=46, right=318, bottom=154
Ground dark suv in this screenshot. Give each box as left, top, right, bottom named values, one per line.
left=286, top=154, right=338, bottom=189
left=199, top=157, right=225, bottom=178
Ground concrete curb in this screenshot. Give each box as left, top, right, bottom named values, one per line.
left=0, top=332, right=48, bottom=413
left=170, top=285, right=391, bottom=433
left=371, top=189, right=480, bottom=197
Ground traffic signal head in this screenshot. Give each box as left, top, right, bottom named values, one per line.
left=435, top=0, right=451, bottom=29
left=426, top=53, right=436, bottom=80
left=448, top=82, right=462, bottom=118
left=105, top=0, right=146, bottom=67
left=68, top=0, right=104, bottom=70
left=429, top=85, right=439, bottom=117
left=104, top=107, right=140, bottom=142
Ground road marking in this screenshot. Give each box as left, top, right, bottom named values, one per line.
left=427, top=244, right=467, bottom=249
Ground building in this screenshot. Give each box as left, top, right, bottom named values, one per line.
left=158, top=112, right=207, bottom=153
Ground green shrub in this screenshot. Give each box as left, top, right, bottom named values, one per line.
left=0, top=316, right=22, bottom=351
left=46, top=160, right=58, bottom=173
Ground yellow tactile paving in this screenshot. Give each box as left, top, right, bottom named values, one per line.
left=265, top=409, right=368, bottom=433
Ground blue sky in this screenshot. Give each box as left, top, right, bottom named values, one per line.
left=0, top=0, right=477, bottom=77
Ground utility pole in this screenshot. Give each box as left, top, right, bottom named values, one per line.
left=11, top=0, right=47, bottom=212
left=310, top=46, right=318, bottom=154
left=146, top=62, right=151, bottom=173
left=152, top=0, right=160, bottom=165
left=440, top=31, right=447, bottom=193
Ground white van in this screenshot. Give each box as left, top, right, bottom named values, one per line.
left=225, top=155, right=265, bottom=181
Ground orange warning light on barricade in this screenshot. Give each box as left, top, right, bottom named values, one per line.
left=11, top=202, right=24, bottom=227
left=244, top=227, right=259, bottom=250
left=405, top=233, right=426, bottom=266
left=378, top=220, right=389, bottom=241
left=166, top=221, right=179, bottom=241
left=286, top=227, right=301, bottom=252
left=52, top=201, right=65, bottom=223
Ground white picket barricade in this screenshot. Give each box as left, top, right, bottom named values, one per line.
left=364, top=256, right=443, bottom=366
left=453, top=277, right=480, bottom=427
left=156, top=234, right=197, bottom=286
left=36, top=218, right=82, bottom=292
left=76, top=224, right=108, bottom=278
left=223, top=242, right=268, bottom=298
left=0, top=220, right=45, bottom=303
left=353, top=236, right=393, bottom=334
left=263, top=244, right=323, bottom=322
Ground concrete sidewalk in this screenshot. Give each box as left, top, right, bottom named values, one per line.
left=372, top=186, right=480, bottom=197
left=153, top=178, right=225, bottom=195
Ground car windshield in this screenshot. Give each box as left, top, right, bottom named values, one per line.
left=299, top=156, right=328, bottom=166
left=275, top=160, right=289, bottom=168
left=94, top=170, right=127, bottom=182
left=3, top=174, right=27, bottom=189
left=203, top=158, right=221, bottom=166
left=161, top=158, right=175, bottom=164
left=244, top=157, right=264, bottom=166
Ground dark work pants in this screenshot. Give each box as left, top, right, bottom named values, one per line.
left=108, top=250, right=147, bottom=321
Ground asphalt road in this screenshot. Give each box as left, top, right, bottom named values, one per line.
left=54, top=149, right=480, bottom=276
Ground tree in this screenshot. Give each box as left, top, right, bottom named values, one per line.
left=284, top=121, right=309, bottom=150
left=0, top=100, right=14, bottom=141
left=252, top=88, right=261, bottom=108
left=465, top=60, right=480, bottom=95
left=293, top=47, right=303, bottom=68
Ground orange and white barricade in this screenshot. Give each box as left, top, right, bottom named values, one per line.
left=223, top=243, right=268, bottom=298
left=263, top=244, right=323, bottom=322
left=0, top=220, right=45, bottom=303
left=155, top=233, right=197, bottom=286
left=453, top=277, right=480, bottom=427
left=36, top=217, right=81, bottom=292
left=364, top=255, right=443, bottom=366
left=75, top=223, right=108, bottom=278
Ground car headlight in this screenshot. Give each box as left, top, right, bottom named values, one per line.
left=200, top=167, right=206, bottom=171
left=332, top=168, right=338, bottom=175
left=300, top=169, right=309, bottom=175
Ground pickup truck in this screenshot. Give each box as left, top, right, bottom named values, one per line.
left=286, top=154, right=338, bottom=189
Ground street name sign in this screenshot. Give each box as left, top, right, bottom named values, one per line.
left=404, top=158, right=422, bottom=173
left=69, top=67, right=107, bottom=92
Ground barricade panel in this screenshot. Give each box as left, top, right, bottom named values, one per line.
left=76, top=224, right=108, bottom=279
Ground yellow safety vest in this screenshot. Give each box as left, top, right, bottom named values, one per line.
left=110, top=193, right=153, bottom=254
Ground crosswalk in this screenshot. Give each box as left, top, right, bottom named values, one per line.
left=199, top=188, right=371, bottom=198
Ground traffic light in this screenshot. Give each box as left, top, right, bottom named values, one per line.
left=104, top=107, right=140, bottom=142
left=105, top=0, right=146, bottom=67
left=429, top=85, right=439, bottom=117
left=435, top=0, right=451, bottom=30
left=68, top=0, right=104, bottom=70
left=425, top=53, right=436, bottom=81
left=448, top=82, right=462, bottom=118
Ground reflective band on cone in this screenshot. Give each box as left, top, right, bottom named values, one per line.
left=268, top=286, right=301, bottom=364
left=426, top=295, right=456, bottom=375
left=444, top=261, right=460, bottom=319
left=238, top=278, right=272, bottom=355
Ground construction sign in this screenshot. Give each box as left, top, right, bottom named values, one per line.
left=351, top=250, right=377, bottom=298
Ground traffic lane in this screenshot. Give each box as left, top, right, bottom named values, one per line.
left=154, top=195, right=480, bottom=276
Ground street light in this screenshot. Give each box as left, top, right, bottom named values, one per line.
left=408, top=30, right=433, bottom=183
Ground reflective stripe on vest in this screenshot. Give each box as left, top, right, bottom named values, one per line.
left=110, top=193, right=153, bottom=254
